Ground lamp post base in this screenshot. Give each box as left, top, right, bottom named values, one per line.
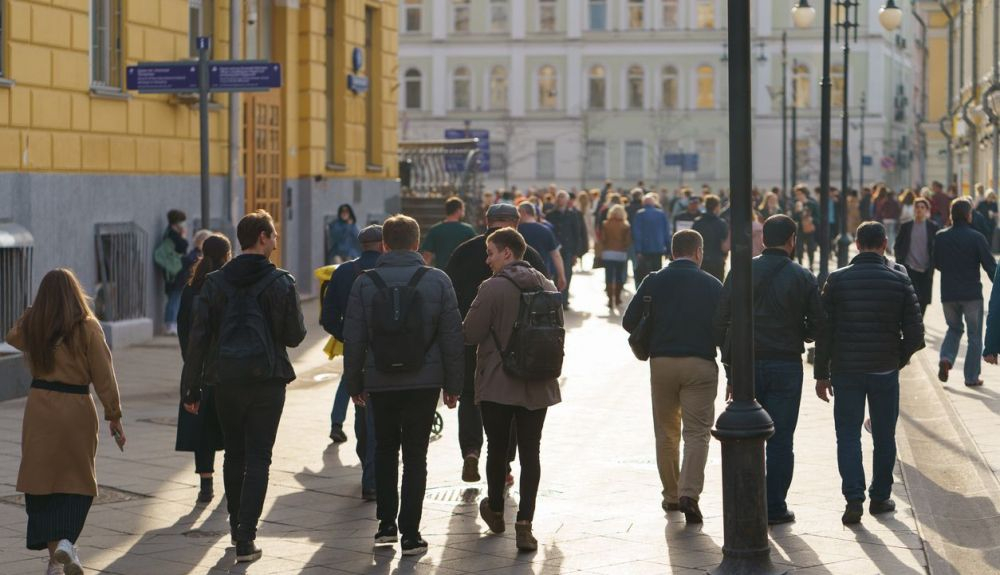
left=709, top=400, right=785, bottom=575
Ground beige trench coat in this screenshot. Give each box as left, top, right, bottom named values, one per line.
left=7, top=317, right=123, bottom=497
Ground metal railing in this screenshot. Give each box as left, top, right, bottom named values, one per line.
left=0, top=223, right=34, bottom=346
left=399, top=139, right=483, bottom=199
left=94, top=223, right=148, bottom=322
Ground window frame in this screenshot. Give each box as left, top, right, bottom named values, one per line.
left=627, top=65, right=645, bottom=110
left=585, top=140, right=607, bottom=181
left=452, top=66, right=472, bottom=110
left=661, top=65, right=679, bottom=110
left=627, top=0, right=644, bottom=30
left=792, top=63, right=811, bottom=109
left=537, top=65, right=558, bottom=110
left=489, top=140, right=507, bottom=174
left=588, top=65, right=606, bottom=110
left=624, top=140, right=645, bottom=180
left=695, top=0, right=715, bottom=29
left=538, top=0, right=557, bottom=33
left=489, top=0, right=509, bottom=33
left=831, top=63, right=845, bottom=109
left=489, top=66, right=508, bottom=110
left=588, top=0, right=607, bottom=31
left=661, top=0, right=679, bottom=29
left=695, top=139, right=716, bottom=179
left=536, top=140, right=556, bottom=179
left=91, top=0, right=124, bottom=91
left=404, top=68, right=422, bottom=111
left=403, top=0, right=422, bottom=34
left=452, top=0, right=470, bottom=34
left=695, top=65, right=715, bottom=110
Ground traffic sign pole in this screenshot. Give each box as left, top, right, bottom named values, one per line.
left=198, top=37, right=211, bottom=227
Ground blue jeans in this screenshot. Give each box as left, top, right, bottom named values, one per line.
left=604, top=261, right=627, bottom=285
left=754, top=360, right=803, bottom=517
left=330, top=378, right=351, bottom=428
left=941, top=300, right=984, bottom=383
left=355, top=404, right=376, bottom=492
left=831, top=372, right=900, bottom=502
left=164, top=289, right=183, bottom=324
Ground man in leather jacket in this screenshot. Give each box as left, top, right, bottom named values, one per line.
left=815, top=222, right=924, bottom=525
left=713, top=214, right=825, bottom=525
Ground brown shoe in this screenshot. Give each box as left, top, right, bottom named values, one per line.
left=479, top=498, right=505, bottom=533
left=938, top=360, right=951, bottom=382
left=678, top=496, right=703, bottom=523
left=966, top=379, right=984, bottom=387
left=515, top=521, right=538, bottom=551
left=462, top=453, right=480, bottom=483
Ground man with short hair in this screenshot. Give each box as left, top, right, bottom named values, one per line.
left=344, top=215, right=464, bottom=556
left=546, top=190, right=586, bottom=308
left=714, top=215, right=825, bottom=525
left=815, top=222, right=924, bottom=525
left=446, top=204, right=547, bottom=483
left=930, top=181, right=952, bottom=226
left=420, top=197, right=477, bottom=269
left=320, top=225, right=385, bottom=499
left=934, top=198, right=997, bottom=386
left=673, top=195, right=701, bottom=231
left=622, top=230, right=722, bottom=524
left=894, top=198, right=939, bottom=316
left=518, top=203, right=568, bottom=292
left=692, top=194, right=730, bottom=282
left=181, top=209, right=307, bottom=563
left=632, top=192, right=672, bottom=286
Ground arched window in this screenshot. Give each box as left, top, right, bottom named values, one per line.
left=490, top=66, right=508, bottom=110
left=627, top=65, right=644, bottom=109
left=588, top=65, right=606, bottom=110
left=696, top=65, right=714, bottom=109
left=661, top=65, right=678, bottom=109
left=538, top=65, right=558, bottom=110
left=404, top=68, right=422, bottom=110
left=792, top=63, right=810, bottom=108
left=831, top=64, right=845, bottom=108
left=453, top=66, right=471, bottom=110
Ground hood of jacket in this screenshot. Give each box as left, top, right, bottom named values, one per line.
left=376, top=249, right=425, bottom=268
left=222, top=254, right=277, bottom=287
left=498, top=261, right=546, bottom=290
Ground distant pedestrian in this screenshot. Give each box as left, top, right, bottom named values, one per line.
left=181, top=210, right=307, bottom=563
left=463, top=228, right=563, bottom=552
left=420, top=197, right=477, bottom=269
left=320, top=225, right=385, bottom=501
left=600, top=204, right=632, bottom=309
left=930, top=181, right=952, bottom=226
left=673, top=195, right=701, bottom=232
left=815, top=222, right=924, bottom=525
left=894, top=198, right=939, bottom=316
left=692, top=194, right=730, bottom=282
left=176, top=234, right=230, bottom=505
left=622, top=230, right=722, bottom=524
left=578, top=189, right=597, bottom=245
left=155, top=209, right=190, bottom=335
left=546, top=190, right=587, bottom=308
left=517, top=203, right=567, bottom=293
left=933, top=198, right=997, bottom=386
left=7, top=269, right=126, bottom=575
left=344, top=215, right=464, bottom=557
left=328, top=204, right=361, bottom=263
left=714, top=215, right=826, bottom=525
left=875, top=189, right=901, bottom=253
left=632, top=193, right=672, bottom=286
left=792, top=187, right=818, bottom=270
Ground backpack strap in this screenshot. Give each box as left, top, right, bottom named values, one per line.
left=365, top=269, right=388, bottom=290
left=408, top=266, right=431, bottom=288
left=250, top=269, right=288, bottom=298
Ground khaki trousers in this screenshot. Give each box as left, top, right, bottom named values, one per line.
left=650, top=356, right=718, bottom=503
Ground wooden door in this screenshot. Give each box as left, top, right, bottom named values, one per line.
left=244, top=90, right=284, bottom=266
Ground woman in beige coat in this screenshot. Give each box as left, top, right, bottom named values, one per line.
left=7, top=269, right=125, bottom=575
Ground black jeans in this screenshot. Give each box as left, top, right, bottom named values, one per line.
left=481, top=401, right=547, bottom=522
left=754, top=360, right=803, bottom=517
left=194, top=447, right=216, bottom=474
left=215, top=383, right=286, bottom=542
left=369, top=388, right=439, bottom=538
left=561, top=251, right=575, bottom=301
left=458, top=346, right=484, bottom=459
left=904, top=266, right=933, bottom=317
left=636, top=253, right=664, bottom=286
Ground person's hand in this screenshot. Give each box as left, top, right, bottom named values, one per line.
left=557, top=276, right=568, bottom=291
left=816, top=379, right=833, bottom=403
left=352, top=393, right=367, bottom=407
left=986, top=354, right=998, bottom=365
left=443, top=392, right=459, bottom=409
left=109, top=419, right=126, bottom=449
left=183, top=401, right=200, bottom=415
left=725, top=385, right=733, bottom=403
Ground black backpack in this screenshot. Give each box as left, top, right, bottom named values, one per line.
left=213, top=269, right=287, bottom=383
left=491, top=270, right=565, bottom=381
left=367, top=267, right=432, bottom=373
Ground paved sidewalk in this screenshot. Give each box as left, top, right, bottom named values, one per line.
left=0, top=265, right=930, bottom=574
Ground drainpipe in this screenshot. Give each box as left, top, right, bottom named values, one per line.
left=228, top=0, right=242, bottom=227
left=914, top=9, right=929, bottom=185
left=940, top=1, right=955, bottom=187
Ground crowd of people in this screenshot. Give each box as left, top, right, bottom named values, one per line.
left=9, top=174, right=1000, bottom=573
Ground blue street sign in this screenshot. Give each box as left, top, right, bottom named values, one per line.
left=126, top=63, right=199, bottom=92
left=347, top=74, right=369, bottom=94
left=444, top=129, right=490, bottom=173
left=682, top=154, right=699, bottom=172
left=352, top=47, right=364, bottom=73
left=197, top=36, right=211, bottom=51
left=863, top=155, right=873, bottom=166
left=663, top=153, right=683, bottom=167
left=209, top=62, right=282, bottom=92
left=663, top=153, right=698, bottom=172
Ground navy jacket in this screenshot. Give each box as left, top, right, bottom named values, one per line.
left=320, top=250, right=381, bottom=341
left=622, top=259, right=722, bottom=361
left=984, top=265, right=1000, bottom=356
left=933, top=221, right=997, bottom=302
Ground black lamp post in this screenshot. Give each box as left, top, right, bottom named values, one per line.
left=792, top=58, right=799, bottom=188
left=782, top=32, right=789, bottom=200
left=709, top=2, right=783, bottom=574
left=835, top=0, right=859, bottom=268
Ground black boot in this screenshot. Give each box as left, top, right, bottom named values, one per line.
left=197, top=476, right=213, bottom=503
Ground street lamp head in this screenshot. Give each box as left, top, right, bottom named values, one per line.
left=792, top=0, right=816, bottom=29
left=879, top=1, right=904, bottom=31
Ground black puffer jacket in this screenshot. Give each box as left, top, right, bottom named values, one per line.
left=180, top=254, right=307, bottom=402
left=815, top=252, right=924, bottom=379
left=714, top=249, right=826, bottom=365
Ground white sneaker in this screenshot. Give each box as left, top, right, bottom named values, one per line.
left=53, top=540, right=83, bottom=575
left=46, top=560, right=64, bottom=575
left=165, top=323, right=178, bottom=335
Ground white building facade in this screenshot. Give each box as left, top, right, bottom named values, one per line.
left=399, top=0, right=920, bottom=194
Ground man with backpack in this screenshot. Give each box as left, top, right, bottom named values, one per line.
left=343, top=214, right=464, bottom=556
left=181, top=209, right=307, bottom=563
left=320, top=224, right=384, bottom=500
left=462, top=228, right=563, bottom=552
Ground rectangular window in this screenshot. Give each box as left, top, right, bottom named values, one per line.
left=589, top=0, right=606, bottom=30
left=189, top=0, right=214, bottom=58
left=662, top=0, right=679, bottom=29
left=696, top=139, right=716, bottom=179
left=490, top=141, right=507, bottom=173
left=696, top=0, right=715, bottom=29
left=625, top=141, right=644, bottom=180
left=91, top=0, right=123, bottom=89
left=490, top=0, right=508, bottom=33
left=536, top=141, right=555, bottom=179
left=453, top=0, right=470, bottom=33
left=404, top=0, right=422, bottom=33
left=628, top=0, right=644, bottom=30
left=539, top=0, right=556, bottom=32
left=586, top=141, right=606, bottom=180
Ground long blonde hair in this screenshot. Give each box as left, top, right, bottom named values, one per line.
left=18, top=269, right=94, bottom=373
left=608, top=204, right=628, bottom=221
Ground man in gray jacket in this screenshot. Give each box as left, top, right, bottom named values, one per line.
left=344, top=214, right=464, bottom=556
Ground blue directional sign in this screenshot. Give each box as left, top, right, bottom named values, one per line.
left=348, top=74, right=369, bottom=94
left=663, top=153, right=698, bottom=172
left=444, top=129, right=490, bottom=173
left=209, top=62, right=282, bottom=92
left=126, top=63, right=199, bottom=92
left=863, top=155, right=873, bottom=166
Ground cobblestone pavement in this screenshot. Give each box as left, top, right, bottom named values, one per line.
left=0, top=260, right=937, bottom=574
